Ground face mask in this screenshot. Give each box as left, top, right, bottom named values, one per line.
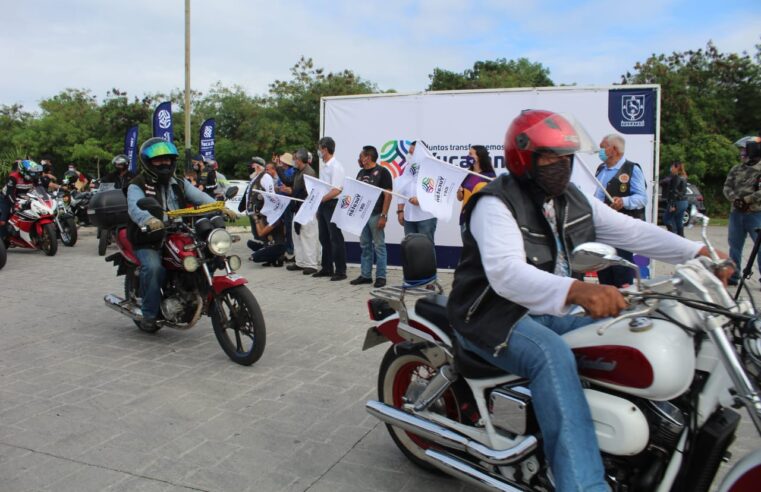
left=598, top=148, right=608, bottom=162
left=534, top=158, right=572, bottom=198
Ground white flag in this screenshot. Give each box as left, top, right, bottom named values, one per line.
left=295, top=175, right=331, bottom=225
left=260, top=192, right=291, bottom=224
left=415, top=154, right=469, bottom=222
left=330, top=178, right=382, bottom=236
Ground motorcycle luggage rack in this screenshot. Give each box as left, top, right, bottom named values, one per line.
left=370, top=282, right=443, bottom=325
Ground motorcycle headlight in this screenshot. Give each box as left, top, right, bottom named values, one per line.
left=182, top=256, right=199, bottom=272
left=228, top=255, right=241, bottom=272
left=207, top=229, right=232, bottom=256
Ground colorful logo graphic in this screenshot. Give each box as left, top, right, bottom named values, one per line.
left=380, top=139, right=411, bottom=178
left=421, top=177, right=435, bottom=193
left=340, top=195, right=352, bottom=209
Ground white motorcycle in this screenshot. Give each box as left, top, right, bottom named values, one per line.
left=363, top=216, right=761, bottom=491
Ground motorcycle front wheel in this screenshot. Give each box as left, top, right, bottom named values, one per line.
left=211, top=286, right=266, bottom=366
left=60, top=217, right=77, bottom=247
left=40, top=223, right=58, bottom=256
left=378, top=346, right=464, bottom=471
left=0, top=239, right=6, bottom=270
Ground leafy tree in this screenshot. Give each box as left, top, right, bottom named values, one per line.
left=428, top=58, right=554, bottom=91
left=622, top=41, right=761, bottom=213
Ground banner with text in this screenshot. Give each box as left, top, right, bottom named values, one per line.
left=124, top=126, right=139, bottom=174
left=295, top=175, right=331, bottom=225
left=414, top=150, right=469, bottom=222
left=199, top=118, right=216, bottom=160
left=330, top=178, right=382, bottom=236
left=152, top=101, right=174, bottom=142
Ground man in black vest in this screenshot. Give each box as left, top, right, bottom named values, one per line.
left=126, top=138, right=233, bottom=332
left=594, top=133, right=648, bottom=287
left=447, top=110, right=730, bottom=491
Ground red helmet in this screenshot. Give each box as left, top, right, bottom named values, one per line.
left=504, top=110, right=582, bottom=177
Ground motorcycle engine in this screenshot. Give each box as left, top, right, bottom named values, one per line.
left=160, top=290, right=201, bottom=327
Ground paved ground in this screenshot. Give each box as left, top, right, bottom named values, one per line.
left=0, top=224, right=759, bottom=491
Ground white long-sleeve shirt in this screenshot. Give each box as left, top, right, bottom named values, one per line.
left=469, top=193, right=704, bottom=316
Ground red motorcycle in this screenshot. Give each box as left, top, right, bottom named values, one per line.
left=96, top=192, right=266, bottom=366
left=4, top=186, right=58, bottom=256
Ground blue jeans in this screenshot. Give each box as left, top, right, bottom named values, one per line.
left=360, top=213, right=387, bottom=279
left=403, top=217, right=437, bottom=244
left=728, top=210, right=761, bottom=281
left=135, top=248, right=165, bottom=320
left=457, top=314, right=608, bottom=492
left=663, top=200, right=688, bottom=237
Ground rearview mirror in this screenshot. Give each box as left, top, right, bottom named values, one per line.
left=570, top=242, right=619, bottom=273
left=224, top=186, right=239, bottom=199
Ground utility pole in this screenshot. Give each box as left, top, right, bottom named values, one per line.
left=184, top=0, right=191, bottom=171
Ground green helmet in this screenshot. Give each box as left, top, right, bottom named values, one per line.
left=139, top=137, right=178, bottom=184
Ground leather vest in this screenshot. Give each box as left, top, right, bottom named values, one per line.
left=127, top=174, right=186, bottom=248
left=447, top=175, right=596, bottom=354
left=596, top=160, right=646, bottom=220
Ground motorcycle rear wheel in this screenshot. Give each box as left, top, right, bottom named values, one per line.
left=98, top=228, right=109, bottom=256
left=40, top=223, right=58, bottom=256
left=211, top=286, right=266, bottom=366
left=61, top=217, right=77, bottom=247
left=378, top=346, right=464, bottom=471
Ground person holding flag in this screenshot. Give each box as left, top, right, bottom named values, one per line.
left=350, top=145, right=393, bottom=287
left=313, top=136, right=347, bottom=281
left=286, top=149, right=320, bottom=275
left=395, top=141, right=438, bottom=243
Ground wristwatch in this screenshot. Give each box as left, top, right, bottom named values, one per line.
left=380, top=213, right=387, bottom=219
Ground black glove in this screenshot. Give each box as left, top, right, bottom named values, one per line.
left=294, top=223, right=301, bottom=235
left=733, top=198, right=750, bottom=212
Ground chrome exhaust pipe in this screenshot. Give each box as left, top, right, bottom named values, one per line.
left=104, top=294, right=143, bottom=321
left=424, top=449, right=531, bottom=492
left=366, top=400, right=537, bottom=465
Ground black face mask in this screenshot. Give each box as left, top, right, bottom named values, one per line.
left=533, top=158, right=572, bottom=198
left=153, top=164, right=175, bottom=184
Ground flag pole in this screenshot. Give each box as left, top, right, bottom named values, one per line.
left=575, top=154, right=614, bottom=202
left=250, top=188, right=305, bottom=202
left=345, top=177, right=410, bottom=201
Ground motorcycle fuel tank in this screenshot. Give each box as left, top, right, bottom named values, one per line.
left=563, top=318, right=695, bottom=401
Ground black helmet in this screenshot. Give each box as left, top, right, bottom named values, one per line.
left=62, top=170, right=79, bottom=186
left=112, top=154, right=129, bottom=170
left=139, top=138, right=178, bottom=184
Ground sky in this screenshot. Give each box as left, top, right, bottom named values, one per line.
left=1, top=0, right=759, bottom=112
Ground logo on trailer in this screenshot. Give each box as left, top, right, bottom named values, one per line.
left=421, top=177, right=435, bottom=193
left=380, top=139, right=411, bottom=178
left=340, top=195, right=352, bottom=209
left=158, top=110, right=172, bottom=129
left=621, top=95, right=645, bottom=122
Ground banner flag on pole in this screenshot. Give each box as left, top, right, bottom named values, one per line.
left=260, top=192, right=291, bottom=225
left=330, top=178, right=382, bottom=236
left=124, top=126, right=139, bottom=174
left=152, top=101, right=174, bottom=142
left=295, top=175, right=332, bottom=225
left=415, top=152, right=469, bottom=222
left=199, top=118, right=216, bottom=160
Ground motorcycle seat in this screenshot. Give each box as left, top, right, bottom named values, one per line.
left=453, top=340, right=507, bottom=379
left=414, top=294, right=453, bottom=336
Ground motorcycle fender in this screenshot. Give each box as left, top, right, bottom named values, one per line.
left=718, top=447, right=761, bottom=492
left=211, top=274, right=248, bottom=295
left=35, top=218, right=53, bottom=236
left=364, top=315, right=403, bottom=350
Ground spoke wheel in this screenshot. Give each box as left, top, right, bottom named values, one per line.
left=378, top=346, right=463, bottom=471
left=211, top=286, right=266, bottom=366
left=40, top=223, right=58, bottom=256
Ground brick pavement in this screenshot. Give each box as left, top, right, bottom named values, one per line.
left=0, top=224, right=758, bottom=491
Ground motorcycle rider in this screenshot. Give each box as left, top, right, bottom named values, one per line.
left=126, top=138, right=235, bottom=332
left=40, top=160, right=60, bottom=191
left=0, top=159, right=43, bottom=239
left=446, top=110, right=733, bottom=491
left=101, top=154, right=135, bottom=190
left=201, top=156, right=220, bottom=199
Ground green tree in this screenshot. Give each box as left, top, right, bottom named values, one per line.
left=427, top=58, right=554, bottom=91
left=622, top=41, right=761, bottom=213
